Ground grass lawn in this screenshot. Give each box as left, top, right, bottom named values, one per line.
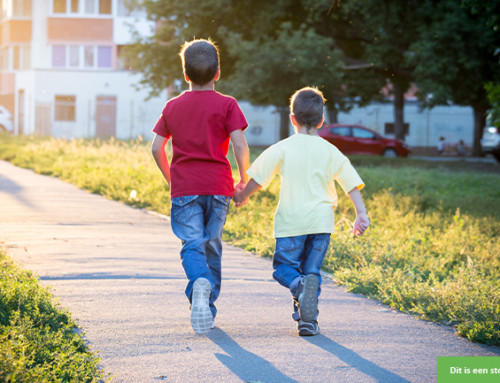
left=0, top=134, right=499, bottom=346
left=0, top=248, right=105, bottom=382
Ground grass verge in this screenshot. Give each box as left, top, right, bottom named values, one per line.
left=0, top=134, right=499, bottom=346
left=0, top=247, right=105, bottom=382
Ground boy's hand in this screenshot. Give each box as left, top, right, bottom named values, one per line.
left=233, top=182, right=248, bottom=207
left=353, top=213, right=370, bottom=236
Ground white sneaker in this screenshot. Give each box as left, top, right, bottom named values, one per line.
left=190, top=278, right=214, bottom=334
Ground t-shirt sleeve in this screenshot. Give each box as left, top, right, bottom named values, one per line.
left=334, top=156, right=365, bottom=194
left=152, top=105, right=171, bottom=139
left=247, top=145, right=282, bottom=189
left=225, top=99, right=248, bottom=134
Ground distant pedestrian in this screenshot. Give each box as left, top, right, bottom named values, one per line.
left=151, top=39, right=250, bottom=334
left=457, top=140, right=466, bottom=156
left=234, top=87, right=369, bottom=336
left=437, top=136, right=446, bottom=156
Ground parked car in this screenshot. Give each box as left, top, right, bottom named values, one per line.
left=0, top=106, right=13, bottom=133
left=480, top=126, right=500, bottom=162
left=318, top=124, right=410, bottom=157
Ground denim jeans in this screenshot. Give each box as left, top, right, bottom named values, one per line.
left=272, top=233, right=331, bottom=321
left=170, top=195, right=231, bottom=319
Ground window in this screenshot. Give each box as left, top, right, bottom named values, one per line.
left=99, top=0, right=111, bottom=14
left=69, top=45, right=79, bottom=67
left=52, top=45, right=66, bottom=67
left=331, top=127, right=351, bottom=137
left=13, top=47, right=20, bottom=69
left=118, top=0, right=137, bottom=16
left=97, top=46, right=112, bottom=68
left=55, top=95, right=76, bottom=122
left=11, top=46, right=31, bottom=70
left=84, top=46, right=94, bottom=67
left=0, top=48, right=8, bottom=70
left=53, top=0, right=112, bottom=15
left=53, top=0, right=66, bottom=13
left=85, top=0, right=95, bottom=13
left=116, top=45, right=131, bottom=70
left=352, top=128, right=376, bottom=140
left=13, top=0, right=32, bottom=17
left=52, top=45, right=112, bottom=69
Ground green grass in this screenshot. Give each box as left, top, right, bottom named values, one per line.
left=0, top=247, right=106, bottom=382
left=0, top=134, right=499, bottom=346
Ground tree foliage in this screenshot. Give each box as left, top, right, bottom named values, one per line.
left=126, top=0, right=500, bottom=149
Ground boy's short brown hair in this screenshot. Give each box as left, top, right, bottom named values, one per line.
left=180, top=39, right=220, bottom=86
left=290, top=87, right=326, bottom=129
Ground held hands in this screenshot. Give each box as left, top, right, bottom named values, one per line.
left=353, top=212, right=370, bottom=236
left=233, top=182, right=248, bottom=207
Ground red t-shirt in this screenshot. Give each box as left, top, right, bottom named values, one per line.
left=153, top=90, right=248, bottom=198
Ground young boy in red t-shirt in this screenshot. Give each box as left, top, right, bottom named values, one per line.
left=151, top=39, right=250, bottom=334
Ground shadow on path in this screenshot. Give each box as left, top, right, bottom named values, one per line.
left=207, top=328, right=298, bottom=383
left=40, top=273, right=184, bottom=281
left=303, top=334, right=411, bottom=383
left=0, top=174, right=36, bottom=209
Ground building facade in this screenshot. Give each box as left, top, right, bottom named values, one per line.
left=0, top=0, right=167, bottom=138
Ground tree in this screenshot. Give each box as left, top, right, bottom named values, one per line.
left=409, top=0, right=500, bottom=155
left=485, top=82, right=500, bottom=127
left=125, top=0, right=382, bottom=139
left=306, top=0, right=422, bottom=141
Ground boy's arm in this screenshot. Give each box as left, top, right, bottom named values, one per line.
left=234, top=179, right=262, bottom=207
left=348, top=187, right=370, bottom=236
left=229, top=129, right=250, bottom=188
left=151, top=134, right=171, bottom=188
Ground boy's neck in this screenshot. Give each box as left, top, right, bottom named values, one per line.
left=296, top=126, right=318, bottom=136
left=190, top=80, right=215, bottom=91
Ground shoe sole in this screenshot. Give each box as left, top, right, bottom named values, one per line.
left=298, top=274, right=319, bottom=323
left=298, top=327, right=320, bottom=336
left=191, top=278, right=214, bottom=334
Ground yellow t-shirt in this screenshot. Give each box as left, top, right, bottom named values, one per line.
left=247, top=133, right=364, bottom=238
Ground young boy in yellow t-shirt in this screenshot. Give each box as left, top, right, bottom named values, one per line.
left=234, top=87, right=369, bottom=336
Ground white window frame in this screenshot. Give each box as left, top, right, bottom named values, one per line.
left=51, top=45, right=113, bottom=70
left=10, top=45, right=31, bottom=71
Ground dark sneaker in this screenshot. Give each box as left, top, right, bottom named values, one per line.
left=190, top=278, right=214, bottom=334
left=297, top=274, right=319, bottom=322
left=297, top=320, right=320, bottom=336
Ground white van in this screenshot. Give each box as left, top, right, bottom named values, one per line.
left=480, top=126, right=500, bottom=162
left=0, top=106, right=14, bottom=133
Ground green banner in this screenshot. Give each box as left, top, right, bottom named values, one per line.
left=438, top=357, right=500, bottom=383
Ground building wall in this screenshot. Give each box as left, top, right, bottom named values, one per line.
left=240, top=100, right=474, bottom=151
left=0, top=0, right=167, bottom=138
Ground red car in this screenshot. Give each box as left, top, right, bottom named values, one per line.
left=318, top=124, right=410, bottom=157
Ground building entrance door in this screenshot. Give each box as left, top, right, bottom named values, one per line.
left=96, top=96, right=116, bottom=138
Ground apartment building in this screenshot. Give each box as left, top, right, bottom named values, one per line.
left=0, top=0, right=167, bottom=138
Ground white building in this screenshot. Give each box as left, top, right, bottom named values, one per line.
left=0, top=0, right=167, bottom=139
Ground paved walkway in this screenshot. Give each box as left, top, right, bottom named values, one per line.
left=0, top=160, right=498, bottom=383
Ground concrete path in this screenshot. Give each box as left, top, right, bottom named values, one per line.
left=0, top=160, right=498, bottom=383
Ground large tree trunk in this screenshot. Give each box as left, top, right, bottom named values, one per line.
left=278, top=106, right=290, bottom=141
left=328, top=107, right=338, bottom=124
left=473, top=105, right=486, bottom=156
left=393, top=83, right=405, bottom=141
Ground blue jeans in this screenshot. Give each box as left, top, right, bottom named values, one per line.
left=272, top=233, right=331, bottom=321
left=170, top=195, right=231, bottom=319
